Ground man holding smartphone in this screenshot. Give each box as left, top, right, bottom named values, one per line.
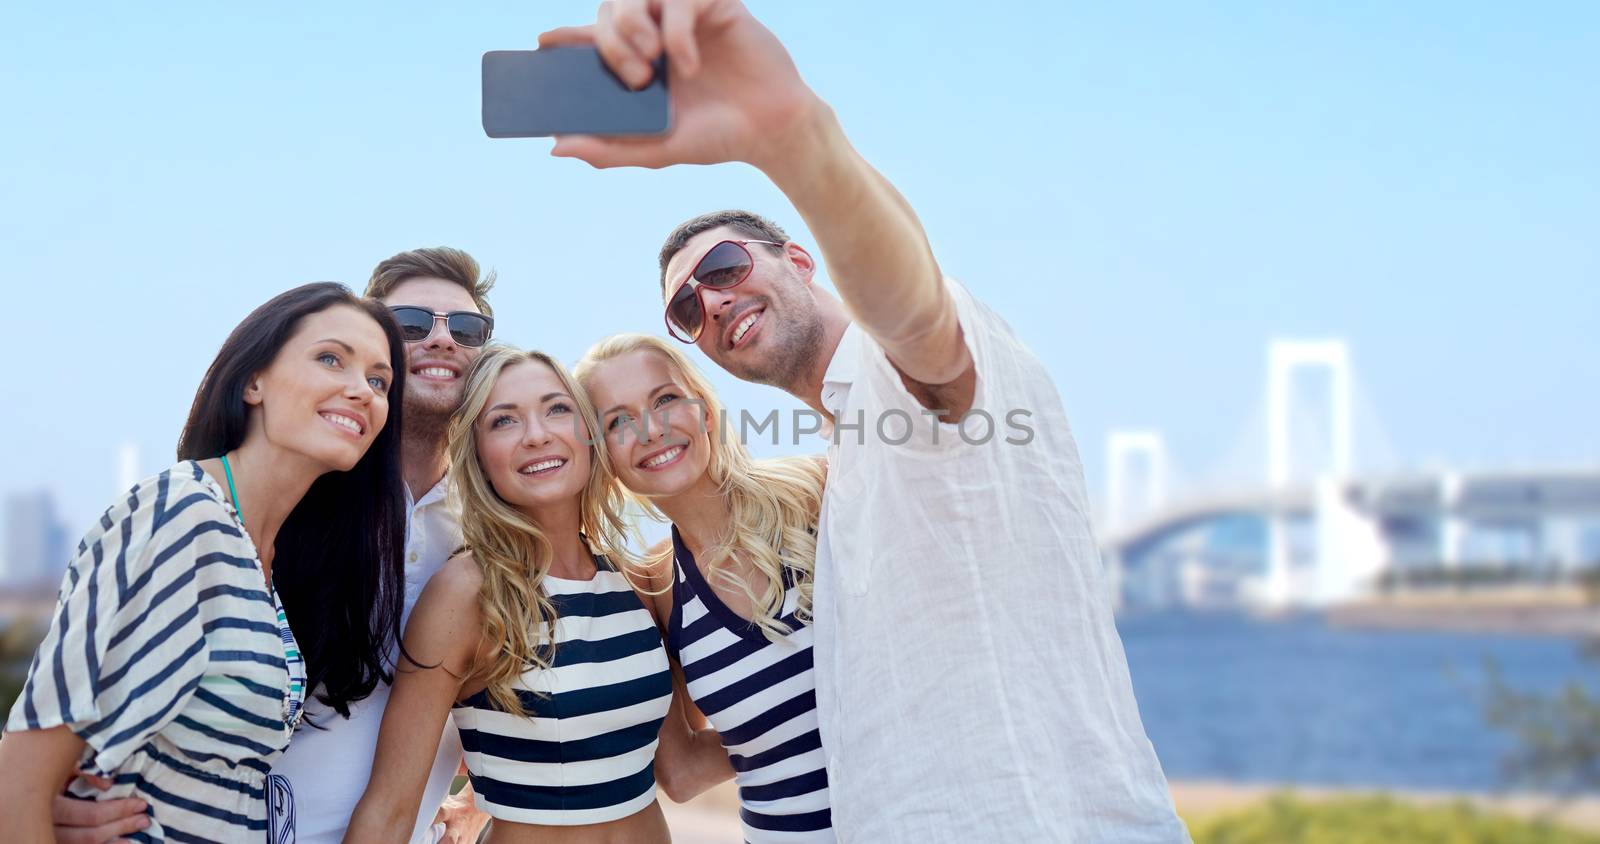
left=540, top=1, right=1190, bottom=840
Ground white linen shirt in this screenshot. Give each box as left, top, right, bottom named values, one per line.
left=813, top=279, right=1190, bottom=842
left=269, top=475, right=466, bottom=844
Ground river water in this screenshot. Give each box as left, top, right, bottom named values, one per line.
left=1120, top=611, right=1597, bottom=792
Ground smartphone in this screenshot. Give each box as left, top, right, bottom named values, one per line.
left=481, top=47, right=669, bottom=138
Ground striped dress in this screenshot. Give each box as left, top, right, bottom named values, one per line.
left=5, top=461, right=306, bottom=842
left=452, top=554, right=673, bottom=826
left=668, top=528, right=834, bottom=842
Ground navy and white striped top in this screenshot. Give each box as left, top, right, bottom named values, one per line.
left=452, top=554, right=673, bottom=826
left=668, top=528, right=833, bottom=842
left=5, top=461, right=306, bottom=842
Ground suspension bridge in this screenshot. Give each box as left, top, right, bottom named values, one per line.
left=1099, top=340, right=1600, bottom=610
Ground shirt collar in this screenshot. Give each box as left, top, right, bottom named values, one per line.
left=419, top=472, right=451, bottom=508
left=820, top=322, right=865, bottom=419
left=406, top=471, right=452, bottom=511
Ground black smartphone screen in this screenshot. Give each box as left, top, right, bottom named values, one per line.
left=482, top=47, right=669, bottom=138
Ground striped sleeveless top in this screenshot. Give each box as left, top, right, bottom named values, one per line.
left=451, top=554, right=673, bottom=826
left=667, top=528, right=834, bottom=841
left=5, top=461, right=306, bottom=841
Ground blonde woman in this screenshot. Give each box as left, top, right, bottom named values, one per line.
left=344, top=345, right=730, bottom=844
left=576, top=334, right=833, bottom=842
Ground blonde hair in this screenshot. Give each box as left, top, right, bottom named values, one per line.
left=447, top=344, right=636, bottom=717
left=574, top=334, right=825, bottom=641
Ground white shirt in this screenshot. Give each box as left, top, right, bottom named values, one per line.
left=270, top=476, right=466, bottom=844
left=813, top=279, right=1190, bottom=842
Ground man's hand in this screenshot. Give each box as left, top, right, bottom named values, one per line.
left=52, top=772, right=150, bottom=844
left=538, top=0, right=823, bottom=173
left=429, top=788, right=490, bottom=844
left=541, top=0, right=968, bottom=396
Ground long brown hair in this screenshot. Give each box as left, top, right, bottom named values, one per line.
left=176, top=282, right=408, bottom=718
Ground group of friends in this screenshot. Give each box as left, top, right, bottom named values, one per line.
left=0, top=2, right=1192, bottom=842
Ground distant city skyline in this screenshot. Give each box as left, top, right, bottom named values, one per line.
left=1, top=491, right=68, bottom=589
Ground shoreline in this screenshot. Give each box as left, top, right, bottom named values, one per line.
left=1171, top=779, right=1600, bottom=832
left=1327, top=588, right=1600, bottom=637
left=659, top=779, right=1600, bottom=841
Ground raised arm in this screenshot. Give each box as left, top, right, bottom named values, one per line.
left=343, top=556, right=485, bottom=844
left=539, top=0, right=975, bottom=406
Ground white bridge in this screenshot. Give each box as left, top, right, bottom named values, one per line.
left=1100, top=340, right=1600, bottom=610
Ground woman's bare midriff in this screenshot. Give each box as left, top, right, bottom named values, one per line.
left=484, top=799, right=671, bottom=844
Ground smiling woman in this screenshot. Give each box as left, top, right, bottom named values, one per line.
left=0, top=282, right=410, bottom=842
left=575, top=333, right=834, bottom=843
left=344, top=344, right=736, bottom=844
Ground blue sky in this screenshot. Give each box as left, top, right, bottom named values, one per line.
left=1, top=1, right=1596, bottom=532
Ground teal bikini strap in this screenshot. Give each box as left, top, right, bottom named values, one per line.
left=220, top=453, right=244, bottom=523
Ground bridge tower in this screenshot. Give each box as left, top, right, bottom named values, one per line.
left=1263, top=340, right=1354, bottom=607
left=1107, top=430, right=1169, bottom=531
left=1267, top=340, right=1353, bottom=487
left=1439, top=471, right=1465, bottom=569
left=118, top=440, right=140, bottom=493
left=1105, top=430, right=1169, bottom=610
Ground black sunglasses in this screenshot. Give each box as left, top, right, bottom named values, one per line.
left=388, top=306, right=494, bottom=348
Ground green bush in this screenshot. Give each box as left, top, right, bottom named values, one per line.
left=1188, top=794, right=1600, bottom=844
left=1, top=620, right=45, bottom=716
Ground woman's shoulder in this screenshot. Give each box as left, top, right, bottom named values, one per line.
left=47, top=463, right=238, bottom=651
left=77, top=461, right=229, bottom=549
left=400, top=551, right=487, bottom=670
left=632, top=538, right=675, bottom=589
left=146, top=460, right=236, bottom=515
left=419, top=551, right=485, bottom=607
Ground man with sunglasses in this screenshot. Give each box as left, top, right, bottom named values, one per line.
left=49, top=248, right=497, bottom=844
left=542, top=2, right=1189, bottom=841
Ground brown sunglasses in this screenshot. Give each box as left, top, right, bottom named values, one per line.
left=664, top=239, right=782, bottom=343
